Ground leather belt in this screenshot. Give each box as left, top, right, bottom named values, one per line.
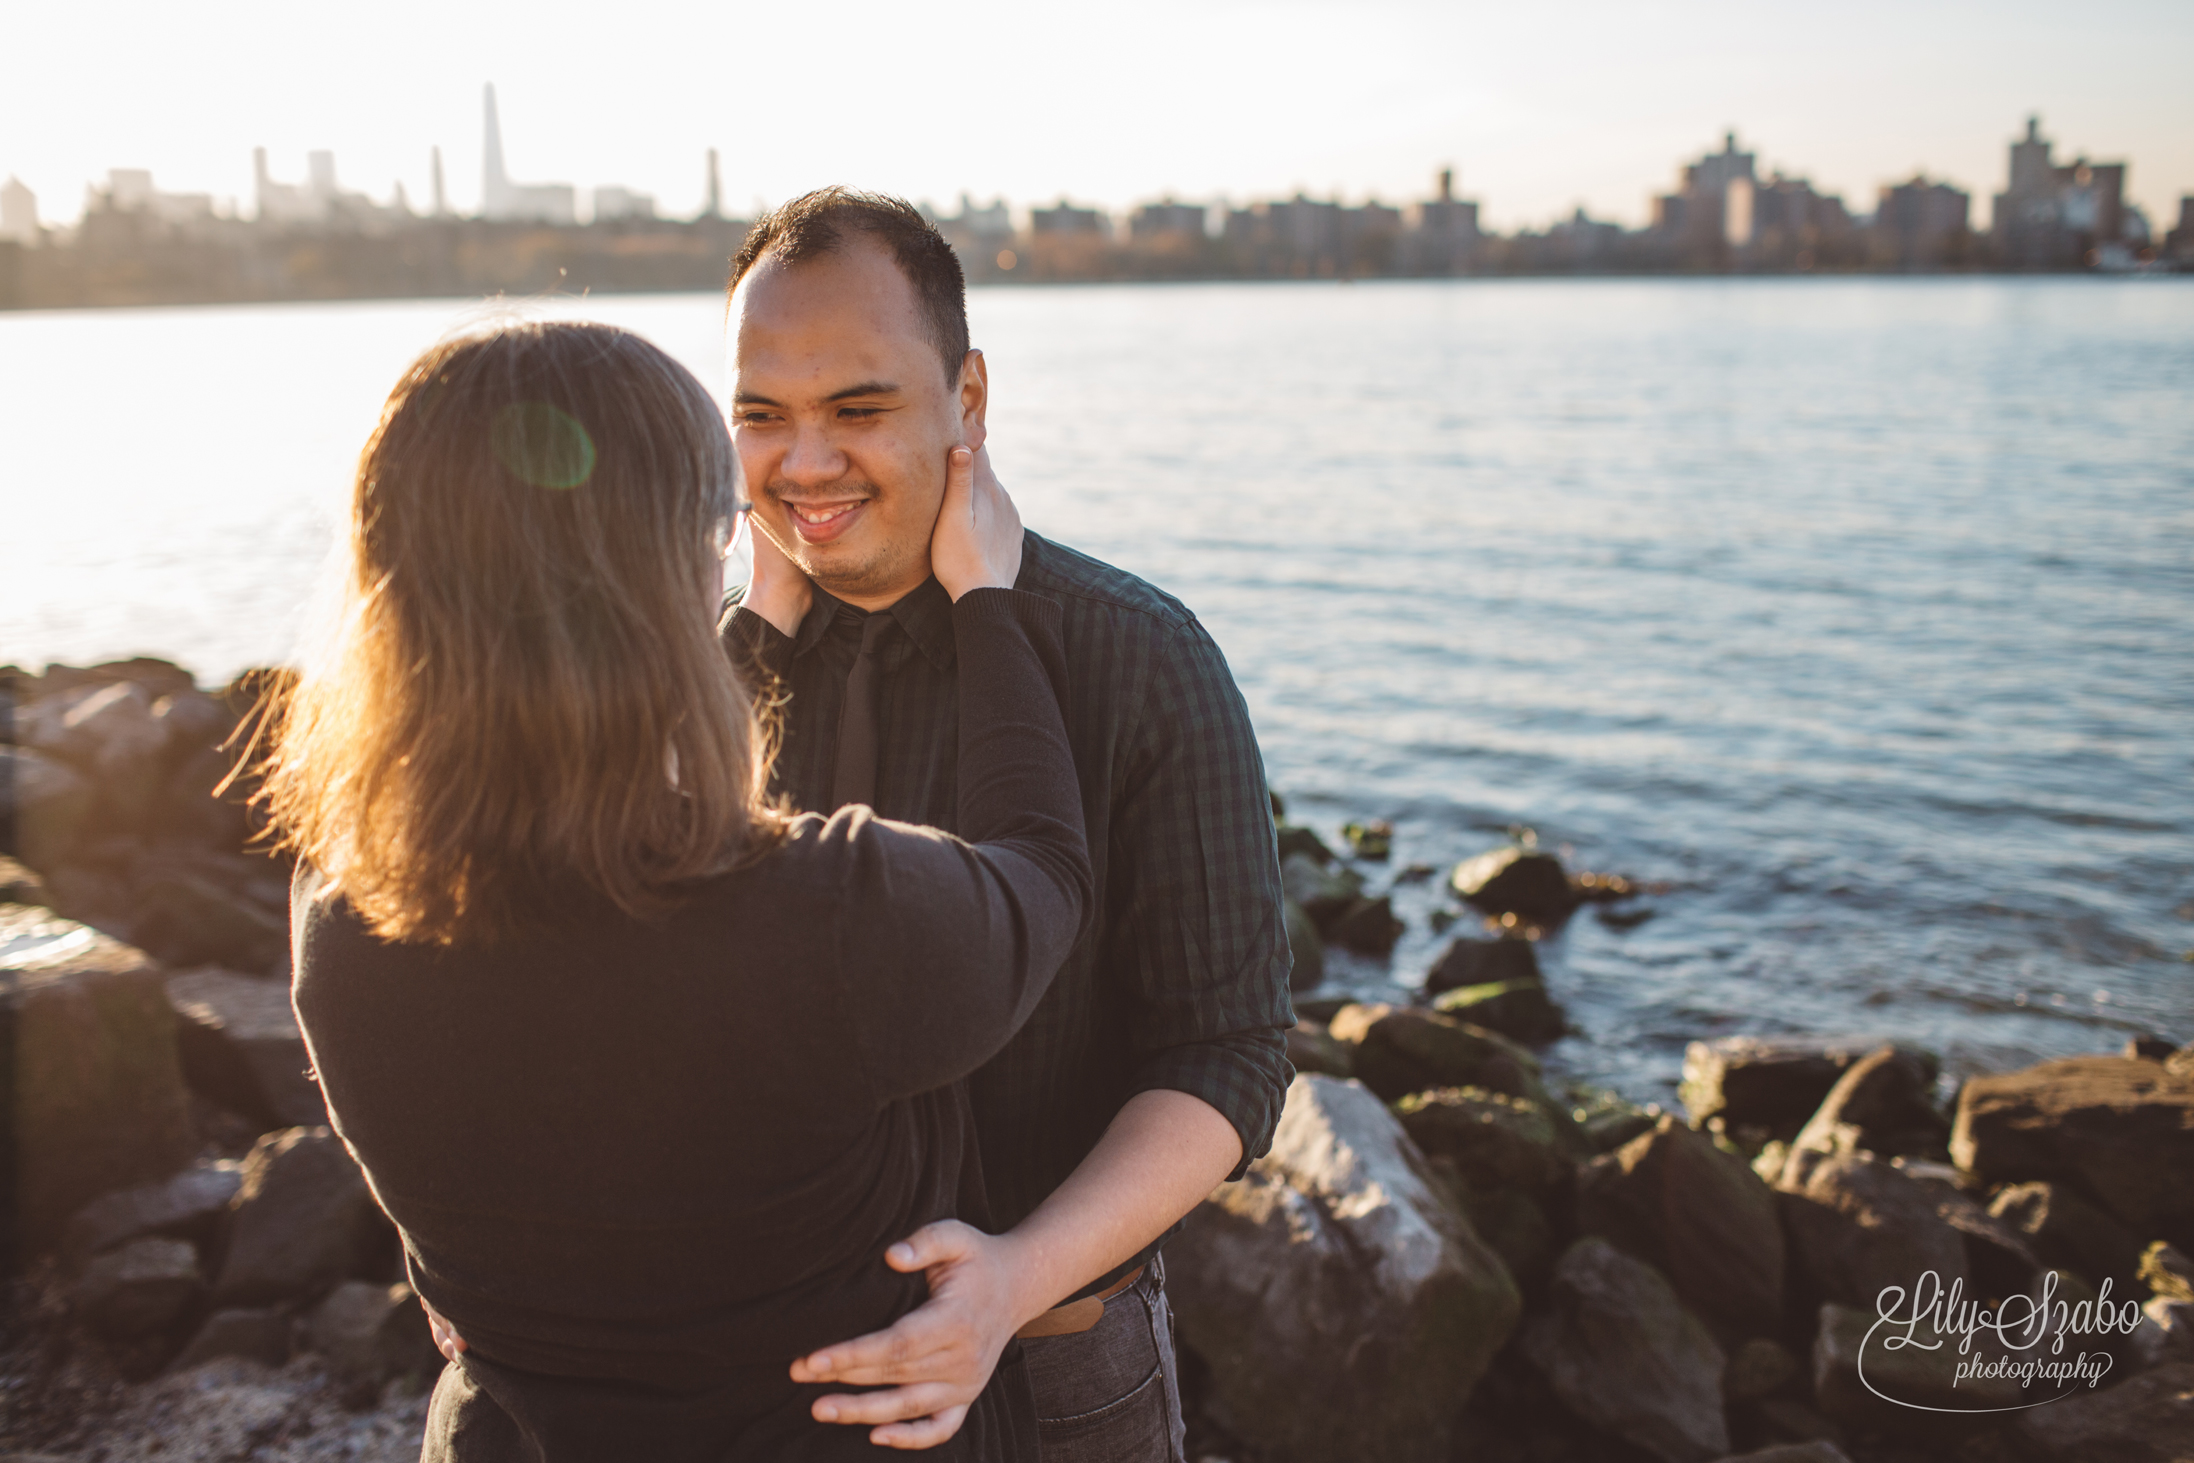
left=1013, top=1265, right=1145, bottom=1340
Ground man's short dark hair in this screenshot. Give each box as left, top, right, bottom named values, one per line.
left=728, top=188, right=969, bottom=385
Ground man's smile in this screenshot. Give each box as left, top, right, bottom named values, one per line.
left=778, top=497, right=870, bottom=545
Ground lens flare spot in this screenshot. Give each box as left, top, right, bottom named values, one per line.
left=491, top=401, right=596, bottom=490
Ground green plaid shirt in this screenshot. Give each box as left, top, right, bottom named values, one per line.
left=724, top=531, right=1294, bottom=1259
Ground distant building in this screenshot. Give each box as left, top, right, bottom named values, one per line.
left=430, top=147, right=452, bottom=218
left=1653, top=132, right=1755, bottom=267
left=1127, top=200, right=1207, bottom=242
left=1408, top=168, right=1481, bottom=274
left=1991, top=116, right=2128, bottom=269
left=928, top=194, right=1015, bottom=278
left=1026, top=199, right=1110, bottom=279
left=94, top=169, right=217, bottom=231
left=1121, top=198, right=1212, bottom=276
left=254, top=149, right=403, bottom=230
left=704, top=149, right=723, bottom=220
left=481, top=83, right=576, bottom=225
left=1548, top=207, right=1622, bottom=268
left=255, top=148, right=325, bottom=224
left=1341, top=200, right=1401, bottom=275
left=592, top=186, right=656, bottom=222
left=1741, top=174, right=1855, bottom=268
left=2165, top=197, right=2194, bottom=261
left=1029, top=200, right=1108, bottom=235
left=1, top=176, right=38, bottom=242
left=1873, top=175, right=1970, bottom=268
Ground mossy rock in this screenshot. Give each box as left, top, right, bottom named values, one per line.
left=1432, top=979, right=1565, bottom=1045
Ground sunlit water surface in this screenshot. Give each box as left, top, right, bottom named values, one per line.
left=4, top=279, right=2190, bottom=1101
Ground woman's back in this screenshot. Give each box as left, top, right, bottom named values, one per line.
left=296, top=816, right=976, bottom=1390
left=298, top=587, right=1082, bottom=1459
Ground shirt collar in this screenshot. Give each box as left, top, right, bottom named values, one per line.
left=791, top=576, right=957, bottom=672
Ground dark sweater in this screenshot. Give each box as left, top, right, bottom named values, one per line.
left=292, top=588, right=1089, bottom=1462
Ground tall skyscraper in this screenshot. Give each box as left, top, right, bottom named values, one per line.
left=705, top=148, right=723, bottom=219
left=1992, top=115, right=2128, bottom=269
left=431, top=146, right=450, bottom=217
left=480, top=83, right=576, bottom=225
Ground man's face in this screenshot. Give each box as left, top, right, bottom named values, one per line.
left=729, top=237, right=985, bottom=611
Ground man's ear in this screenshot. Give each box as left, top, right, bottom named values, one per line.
left=956, top=349, right=988, bottom=452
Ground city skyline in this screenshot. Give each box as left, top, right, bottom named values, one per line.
left=5, top=0, right=2189, bottom=235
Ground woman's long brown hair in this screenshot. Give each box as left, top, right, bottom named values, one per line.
left=257, top=319, right=782, bottom=944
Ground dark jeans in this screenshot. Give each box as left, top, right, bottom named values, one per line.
left=1019, top=1254, right=1186, bottom=1462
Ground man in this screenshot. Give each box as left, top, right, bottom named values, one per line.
left=433, top=188, right=1293, bottom=1457
left=728, top=189, right=1293, bottom=1458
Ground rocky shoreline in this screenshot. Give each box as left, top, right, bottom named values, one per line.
left=3, top=656, right=2189, bottom=1462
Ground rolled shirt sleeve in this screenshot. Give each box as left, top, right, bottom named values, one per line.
left=1111, top=614, right=1296, bottom=1178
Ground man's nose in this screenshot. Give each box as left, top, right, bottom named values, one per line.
left=778, top=422, right=848, bottom=489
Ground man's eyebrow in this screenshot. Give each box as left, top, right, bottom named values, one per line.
left=730, top=381, right=900, bottom=407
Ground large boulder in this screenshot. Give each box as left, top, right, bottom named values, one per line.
left=0, top=745, right=98, bottom=869
left=170, top=1306, right=295, bottom=1371
left=0, top=909, right=195, bottom=1270
left=307, top=1280, right=442, bottom=1384
left=1777, top=1152, right=1967, bottom=1312
left=1450, top=846, right=1576, bottom=923
left=166, top=967, right=326, bottom=1128
left=1281, top=851, right=1364, bottom=925
left=72, top=1235, right=204, bottom=1338
left=1787, top=1044, right=1948, bottom=1161
left=1283, top=1018, right=1351, bottom=1078
left=1576, top=1114, right=1784, bottom=1338
left=1430, top=978, right=1565, bottom=1046
left=0, top=855, right=48, bottom=907
left=1327, top=1003, right=1548, bottom=1105
left=1395, top=1086, right=1573, bottom=1199
left=28, top=658, right=199, bottom=703
left=2015, top=1361, right=2194, bottom=1463
left=1951, top=1055, right=2194, bottom=1247
left=132, top=872, right=289, bottom=975
left=2135, top=1294, right=2194, bottom=1367
left=17, top=680, right=171, bottom=814
left=1988, top=1180, right=2144, bottom=1294
left=1422, top=935, right=1540, bottom=997
left=1282, top=854, right=1400, bottom=956
left=1521, top=1237, right=1728, bottom=1463
left=1812, top=1301, right=2025, bottom=1436
left=1169, top=1074, right=1521, bottom=1463
left=63, top=1159, right=243, bottom=1271
left=212, top=1127, right=389, bottom=1308
left=1324, top=894, right=1404, bottom=957
left=1680, top=1036, right=1936, bottom=1139
left=1903, top=1170, right=2039, bottom=1298
left=2143, top=1241, right=2194, bottom=1302
left=1722, top=1336, right=1801, bottom=1402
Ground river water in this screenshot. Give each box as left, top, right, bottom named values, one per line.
left=3, top=279, right=2189, bottom=1102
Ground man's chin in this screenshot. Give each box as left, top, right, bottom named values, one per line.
left=796, top=545, right=886, bottom=595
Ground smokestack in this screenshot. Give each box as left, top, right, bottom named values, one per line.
left=1438, top=168, right=1453, bottom=203
left=482, top=83, right=509, bottom=216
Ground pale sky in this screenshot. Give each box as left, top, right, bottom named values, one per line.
left=6, top=0, right=2189, bottom=235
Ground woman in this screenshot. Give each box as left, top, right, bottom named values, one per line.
left=264, top=320, right=1089, bottom=1459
